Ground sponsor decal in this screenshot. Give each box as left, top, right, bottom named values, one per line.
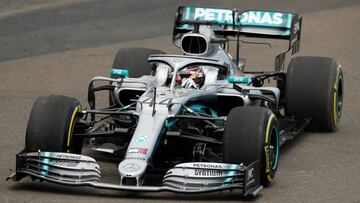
left=245, top=177, right=255, bottom=187
left=193, top=163, right=222, bottom=169
left=247, top=167, right=254, bottom=180
left=173, top=58, right=183, bottom=62
left=240, top=11, right=283, bottom=25
left=128, top=148, right=148, bottom=155
left=126, top=157, right=146, bottom=161
left=185, top=7, right=292, bottom=27
left=194, top=169, right=222, bottom=176
left=123, top=163, right=140, bottom=172
left=293, top=22, right=300, bottom=34
left=55, top=154, right=82, bottom=160
left=193, top=8, right=233, bottom=23
left=53, top=160, right=80, bottom=168
left=135, top=135, right=149, bottom=144
left=245, top=167, right=256, bottom=187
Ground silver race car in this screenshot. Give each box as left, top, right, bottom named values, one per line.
left=8, top=6, right=344, bottom=197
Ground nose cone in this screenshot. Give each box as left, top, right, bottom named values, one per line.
left=118, top=159, right=147, bottom=178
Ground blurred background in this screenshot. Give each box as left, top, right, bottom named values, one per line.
left=1, top=1, right=359, bottom=202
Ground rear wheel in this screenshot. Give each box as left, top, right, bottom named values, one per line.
left=100, top=48, right=165, bottom=146
left=285, top=56, right=344, bottom=131
left=109, top=47, right=165, bottom=106
left=25, top=95, right=83, bottom=153
left=112, top=47, right=165, bottom=78
left=223, top=106, right=279, bottom=186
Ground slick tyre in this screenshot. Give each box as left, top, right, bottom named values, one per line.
left=223, top=106, right=279, bottom=186
left=109, top=48, right=165, bottom=106
left=104, top=48, right=165, bottom=145
left=111, top=48, right=165, bottom=78
left=285, top=56, right=344, bottom=131
left=25, top=95, right=83, bottom=153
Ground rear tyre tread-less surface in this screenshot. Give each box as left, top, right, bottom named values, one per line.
left=109, top=48, right=165, bottom=106
left=285, top=56, right=344, bottom=132
left=223, top=106, right=279, bottom=186
left=112, top=47, right=165, bottom=78
left=103, top=48, right=165, bottom=145
left=25, top=95, right=82, bottom=153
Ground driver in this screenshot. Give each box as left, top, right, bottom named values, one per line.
left=176, top=66, right=204, bottom=89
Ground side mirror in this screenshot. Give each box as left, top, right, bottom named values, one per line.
left=227, top=75, right=251, bottom=84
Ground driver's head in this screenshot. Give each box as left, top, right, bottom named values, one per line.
left=176, top=66, right=204, bottom=88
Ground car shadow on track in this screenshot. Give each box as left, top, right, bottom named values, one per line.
left=279, top=129, right=333, bottom=155
left=280, top=131, right=309, bottom=155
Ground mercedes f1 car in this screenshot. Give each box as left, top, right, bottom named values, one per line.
left=8, top=6, right=344, bottom=197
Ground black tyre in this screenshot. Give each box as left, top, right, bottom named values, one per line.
left=104, top=48, right=165, bottom=145
left=25, top=95, right=83, bottom=153
left=223, top=106, right=279, bottom=186
left=285, top=56, right=344, bottom=131
left=109, top=48, right=165, bottom=106
left=112, top=47, right=165, bottom=78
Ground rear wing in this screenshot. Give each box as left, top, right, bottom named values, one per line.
left=173, top=6, right=302, bottom=70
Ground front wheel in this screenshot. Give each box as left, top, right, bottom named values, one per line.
left=223, top=106, right=279, bottom=186
left=25, top=95, right=83, bottom=153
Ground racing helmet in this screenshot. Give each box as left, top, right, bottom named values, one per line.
left=176, top=66, right=204, bottom=88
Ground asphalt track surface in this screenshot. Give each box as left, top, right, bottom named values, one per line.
left=1, top=0, right=360, bottom=202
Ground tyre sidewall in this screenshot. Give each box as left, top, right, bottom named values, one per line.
left=327, top=64, right=343, bottom=131
left=223, top=107, right=279, bottom=186
left=25, top=95, right=82, bottom=153
left=285, top=57, right=343, bottom=131
left=261, top=111, right=279, bottom=185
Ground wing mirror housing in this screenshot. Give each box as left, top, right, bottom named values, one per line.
left=227, top=75, right=251, bottom=84
left=110, top=69, right=129, bottom=78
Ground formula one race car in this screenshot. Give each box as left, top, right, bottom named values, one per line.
left=8, top=6, right=343, bottom=197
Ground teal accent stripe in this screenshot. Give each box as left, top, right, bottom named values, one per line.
left=180, top=7, right=295, bottom=36
left=40, top=158, right=50, bottom=175
left=184, top=7, right=191, bottom=29
left=271, top=126, right=279, bottom=170
left=185, top=7, right=191, bottom=20
left=286, top=14, right=293, bottom=28
left=223, top=164, right=238, bottom=185
left=282, top=30, right=291, bottom=36
left=40, top=152, right=51, bottom=175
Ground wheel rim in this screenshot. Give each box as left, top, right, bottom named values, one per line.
left=269, top=125, right=279, bottom=170
left=336, top=75, right=343, bottom=118
left=66, top=105, right=81, bottom=152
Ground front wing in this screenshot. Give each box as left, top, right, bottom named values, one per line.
left=8, top=151, right=262, bottom=196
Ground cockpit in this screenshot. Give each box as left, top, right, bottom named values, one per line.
left=149, top=55, right=230, bottom=90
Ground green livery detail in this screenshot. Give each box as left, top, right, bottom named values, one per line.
left=110, top=69, right=129, bottom=78
left=227, top=76, right=250, bottom=84
left=239, top=11, right=293, bottom=28
left=181, top=7, right=294, bottom=35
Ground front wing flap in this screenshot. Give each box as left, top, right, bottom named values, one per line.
left=8, top=151, right=262, bottom=196
left=163, top=161, right=262, bottom=196
left=8, top=151, right=100, bottom=183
